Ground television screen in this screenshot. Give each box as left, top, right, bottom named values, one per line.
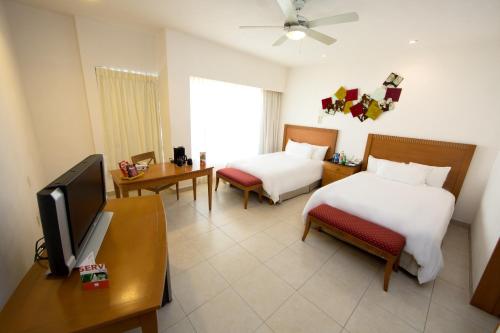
left=64, top=157, right=106, bottom=257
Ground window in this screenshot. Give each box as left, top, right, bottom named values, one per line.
left=96, top=67, right=163, bottom=170
left=190, top=77, right=263, bottom=168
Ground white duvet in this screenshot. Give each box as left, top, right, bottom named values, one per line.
left=227, top=152, right=323, bottom=203
left=302, top=171, right=455, bottom=283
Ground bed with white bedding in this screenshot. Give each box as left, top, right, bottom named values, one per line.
left=228, top=152, right=324, bottom=203
left=301, top=133, right=476, bottom=284
left=224, top=124, right=338, bottom=203
left=302, top=171, right=455, bottom=283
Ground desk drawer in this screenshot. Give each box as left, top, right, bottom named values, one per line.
left=324, top=164, right=357, bottom=176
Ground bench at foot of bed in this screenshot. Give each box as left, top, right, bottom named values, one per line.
left=215, top=168, right=263, bottom=209
left=303, top=204, right=406, bottom=291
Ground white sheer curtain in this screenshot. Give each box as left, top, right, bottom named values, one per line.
left=190, top=77, right=263, bottom=168
left=96, top=67, right=163, bottom=170
left=261, top=90, right=282, bottom=153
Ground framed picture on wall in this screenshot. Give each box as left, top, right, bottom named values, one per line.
left=383, top=72, right=404, bottom=87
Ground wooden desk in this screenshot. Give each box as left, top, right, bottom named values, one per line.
left=0, top=196, right=171, bottom=333
left=111, top=163, right=214, bottom=210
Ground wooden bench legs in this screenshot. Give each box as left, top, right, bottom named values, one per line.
left=383, top=256, right=396, bottom=291
left=303, top=215, right=402, bottom=292
left=215, top=175, right=263, bottom=209
left=302, top=216, right=312, bottom=241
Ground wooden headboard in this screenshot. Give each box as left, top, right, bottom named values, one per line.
left=361, top=134, right=476, bottom=198
left=282, top=124, right=338, bottom=160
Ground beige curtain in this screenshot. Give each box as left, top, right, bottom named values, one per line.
left=261, top=90, right=282, bottom=153
left=96, top=67, right=163, bottom=169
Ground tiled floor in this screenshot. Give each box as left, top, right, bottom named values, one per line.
left=127, top=183, right=499, bottom=333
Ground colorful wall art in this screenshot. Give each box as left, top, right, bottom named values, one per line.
left=321, top=73, right=404, bottom=122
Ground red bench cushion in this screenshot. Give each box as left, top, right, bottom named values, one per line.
left=309, top=204, right=405, bottom=256
left=217, top=168, right=262, bottom=187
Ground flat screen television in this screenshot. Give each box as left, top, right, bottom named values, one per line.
left=37, top=154, right=106, bottom=276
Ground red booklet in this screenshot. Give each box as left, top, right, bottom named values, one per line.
left=79, top=263, right=109, bottom=290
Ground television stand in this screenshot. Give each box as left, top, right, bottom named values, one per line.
left=75, top=211, right=113, bottom=267
left=0, top=196, right=171, bottom=333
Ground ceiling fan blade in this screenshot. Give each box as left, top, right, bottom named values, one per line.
left=308, top=12, right=359, bottom=28
left=275, top=0, right=298, bottom=23
left=239, top=26, right=283, bottom=29
left=272, top=35, right=288, bottom=47
left=305, top=29, right=337, bottom=45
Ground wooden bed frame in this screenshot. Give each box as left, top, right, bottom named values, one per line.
left=309, top=134, right=476, bottom=286
left=282, top=124, right=338, bottom=160
left=361, top=134, right=476, bottom=198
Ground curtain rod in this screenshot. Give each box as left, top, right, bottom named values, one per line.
left=95, top=66, right=159, bottom=77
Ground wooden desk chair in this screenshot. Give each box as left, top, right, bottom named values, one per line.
left=131, top=151, right=179, bottom=200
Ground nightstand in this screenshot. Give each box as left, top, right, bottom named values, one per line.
left=322, top=162, right=361, bottom=186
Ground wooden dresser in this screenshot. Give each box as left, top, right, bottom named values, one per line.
left=0, top=196, right=171, bottom=333
left=322, top=162, right=361, bottom=186
left=470, top=239, right=500, bottom=316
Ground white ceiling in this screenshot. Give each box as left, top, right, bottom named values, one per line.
left=15, top=0, right=500, bottom=67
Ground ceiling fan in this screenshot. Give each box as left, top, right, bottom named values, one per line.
left=239, top=0, right=359, bottom=46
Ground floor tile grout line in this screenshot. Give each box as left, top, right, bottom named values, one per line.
left=248, top=238, right=299, bottom=290
left=161, top=295, right=187, bottom=330
left=244, top=244, right=287, bottom=265
left=186, top=315, right=198, bottom=333
left=165, top=189, right=486, bottom=332
left=213, top=222, right=305, bottom=330
left=428, top=277, right=495, bottom=330
left=172, top=258, right=232, bottom=317
left=204, top=259, right=265, bottom=329
left=164, top=189, right=323, bottom=326
left=261, top=289, right=297, bottom=329
left=254, top=323, right=275, bottom=333
left=289, top=245, right=347, bottom=328
left=342, top=264, right=380, bottom=329
left=295, top=253, right=337, bottom=289
left=197, top=198, right=341, bottom=327
left=181, top=278, right=231, bottom=318
left=230, top=274, right=282, bottom=325
left=436, top=273, right=471, bottom=291
left=423, top=279, right=437, bottom=333
left=297, top=290, right=346, bottom=330
left=371, top=273, right=431, bottom=332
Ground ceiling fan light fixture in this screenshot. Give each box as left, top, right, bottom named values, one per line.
left=286, top=30, right=306, bottom=40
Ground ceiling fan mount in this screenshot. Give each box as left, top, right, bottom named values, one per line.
left=291, top=0, right=306, bottom=12
left=239, top=0, right=359, bottom=47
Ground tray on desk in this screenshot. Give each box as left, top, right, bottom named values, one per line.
left=120, top=172, right=145, bottom=180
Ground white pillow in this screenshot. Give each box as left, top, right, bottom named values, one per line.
left=367, top=155, right=398, bottom=173
left=285, top=140, right=313, bottom=159
left=366, top=155, right=379, bottom=173
left=376, top=160, right=427, bottom=186
left=410, top=162, right=451, bottom=188
left=308, top=144, right=329, bottom=161
left=285, top=139, right=299, bottom=152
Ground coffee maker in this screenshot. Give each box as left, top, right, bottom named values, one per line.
left=173, top=146, right=187, bottom=166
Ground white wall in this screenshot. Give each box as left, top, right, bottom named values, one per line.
left=165, top=29, right=288, bottom=157
left=471, top=151, right=500, bottom=291
left=5, top=1, right=95, bottom=181
left=74, top=17, right=172, bottom=190
left=281, top=44, right=500, bottom=223
left=0, top=2, right=175, bottom=307
left=75, top=17, right=168, bottom=155
left=0, top=0, right=45, bottom=309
